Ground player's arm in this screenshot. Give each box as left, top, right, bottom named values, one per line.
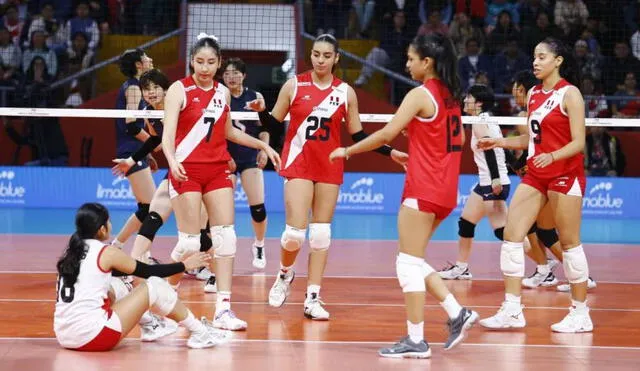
left=99, top=245, right=209, bottom=278
left=250, top=78, right=294, bottom=134
left=225, top=90, right=269, bottom=150
left=124, top=85, right=150, bottom=142
left=161, top=82, right=184, bottom=167
left=550, top=86, right=586, bottom=161
left=256, top=92, right=271, bottom=144
left=473, top=124, right=501, bottom=182
left=344, top=86, right=397, bottom=157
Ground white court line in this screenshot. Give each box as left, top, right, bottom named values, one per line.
left=2, top=298, right=640, bottom=312
left=0, top=337, right=639, bottom=351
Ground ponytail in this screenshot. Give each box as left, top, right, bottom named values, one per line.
left=56, top=233, right=88, bottom=287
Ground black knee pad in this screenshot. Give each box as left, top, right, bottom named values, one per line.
left=494, top=227, right=504, bottom=241
left=458, top=218, right=476, bottom=238
left=200, top=228, right=212, bottom=252
left=536, top=228, right=559, bottom=248
left=138, top=211, right=163, bottom=241
left=250, top=203, right=267, bottom=223
left=528, top=222, right=538, bottom=235
left=134, top=203, right=150, bottom=223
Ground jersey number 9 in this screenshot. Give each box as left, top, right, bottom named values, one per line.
left=305, top=116, right=331, bottom=141
left=531, top=119, right=542, bottom=144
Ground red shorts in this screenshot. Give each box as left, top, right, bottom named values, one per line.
left=522, top=170, right=586, bottom=197
left=402, top=197, right=453, bottom=220
left=75, top=311, right=122, bottom=352
left=168, top=162, right=232, bottom=199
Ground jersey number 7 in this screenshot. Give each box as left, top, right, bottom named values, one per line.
left=204, top=117, right=216, bottom=142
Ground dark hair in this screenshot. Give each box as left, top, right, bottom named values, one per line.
left=118, top=48, right=145, bottom=78
left=513, top=70, right=538, bottom=91
left=189, top=36, right=222, bottom=74
left=467, top=84, right=495, bottom=113
left=313, top=34, right=340, bottom=72
left=538, top=37, right=580, bottom=86
left=221, top=57, right=246, bottom=75
left=410, top=33, right=461, bottom=100
left=140, top=69, right=170, bottom=91
left=56, top=203, right=109, bottom=288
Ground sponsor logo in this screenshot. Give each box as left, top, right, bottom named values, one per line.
left=234, top=178, right=248, bottom=203
left=298, top=82, right=311, bottom=86
left=0, top=170, right=26, bottom=204
left=96, top=176, right=135, bottom=201
left=337, top=177, right=384, bottom=210
left=583, top=181, right=623, bottom=215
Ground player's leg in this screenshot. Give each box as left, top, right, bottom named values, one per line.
left=479, top=183, right=545, bottom=329
left=268, top=178, right=314, bottom=308
left=130, top=179, right=172, bottom=262
left=241, top=167, right=267, bottom=269
left=113, top=165, right=156, bottom=247
left=439, top=191, right=486, bottom=280
left=167, top=190, right=203, bottom=288
left=523, top=203, right=560, bottom=288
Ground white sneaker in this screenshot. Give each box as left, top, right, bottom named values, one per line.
left=203, top=276, right=217, bottom=293
left=186, top=267, right=213, bottom=281
left=213, top=309, right=247, bottom=331
left=140, top=314, right=179, bottom=342
left=304, top=293, right=330, bottom=320
left=479, top=302, right=526, bottom=329
left=438, top=263, right=472, bottom=280
left=548, top=258, right=560, bottom=272
left=268, top=270, right=295, bottom=307
left=186, top=317, right=232, bottom=349
left=522, top=269, right=558, bottom=288
left=252, top=245, right=266, bottom=269
left=551, top=307, right=593, bottom=333
left=556, top=277, right=597, bottom=292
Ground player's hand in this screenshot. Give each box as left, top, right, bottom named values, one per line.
left=390, top=149, right=408, bottom=171
left=147, top=155, right=158, bottom=173
left=245, top=98, right=266, bottom=112
left=263, top=145, right=281, bottom=171
left=168, top=159, right=188, bottom=181
left=491, top=179, right=502, bottom=195
left=329, top=147, right=349, bottom=163
left=182, top=252, right=211, bottom=271
left=228, top=158, right=237, bottom=173
left=111, top=157, right=136, bottom=177
left=532, top=152, right=554, bottom=168
left=477, top=137, right=502, bottom=150
left=257, top=150, right=268, bottom=169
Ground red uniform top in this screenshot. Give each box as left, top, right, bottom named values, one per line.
left=174, top=76, right=231, bottom=164
left=402, top=79, right=463, bottom=209
left=280, top=71, right=348, bottom=185
left=526, top=79, right=584, bottom=178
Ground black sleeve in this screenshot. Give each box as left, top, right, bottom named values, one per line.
left=351, top=130, right=393, bottom=156
left=125, top=120, right=142, bottom=137
left=131, top=135, right=161, bottom=162
left=483, top=148, right=501, bottom=181
left=258, top=110, right=283, bottom=132
left=131, top=261, right=186, bottom=279
left=111, top=269, right=128, bottom=277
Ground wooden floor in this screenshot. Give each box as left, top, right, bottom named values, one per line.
left=1, top=235, right=639, bottom=370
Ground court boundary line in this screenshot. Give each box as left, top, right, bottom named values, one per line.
left=2, top=298, right=640, bottom=312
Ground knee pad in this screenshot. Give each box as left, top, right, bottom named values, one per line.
left=109, top=277, right=131, bottom=301
left=494, top=227, right=504, bottom=241
left=458, top=218, right=476, bottom=238
left=396, top=253, right=426, bottom=293
left=280, top=224, right=305, bottom=252
left=211, top=225, right=237, bottom=258
left=138, top=211, right=163, bottom=241
left=146, top=276, right=178, bottom=316
left=309, top=223, right=331, bottom=251
left=134, top=203, right=150, bottom=223
left=249, top=203, right=267, bottom=223
left=563, top=245, right=589, bottom=284
left=536, top=228, right=559, bottom=249
left=200, top=228, right=212, bottom=252
left=500, top=241, right=525, bottom=277
left=170, top=232, right=200, bottom=261
left=527, top=222, right=538, bottom=236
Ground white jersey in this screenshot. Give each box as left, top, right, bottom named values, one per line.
left=54, top=239, right=113, bottom=348
left=470, top=113, right=510, bottom=186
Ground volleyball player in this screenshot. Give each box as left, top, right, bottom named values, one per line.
left=162, top=34, right=281, bottom=331
left=330, top=33, right=478, bottom=358
left=479, top=38, right=593, bottom=333
left=54, top=203, right=230, bottom=351
left=246, top=33, right=408, bottom=320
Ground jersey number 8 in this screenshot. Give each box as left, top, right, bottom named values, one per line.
left=57, top=276, right=75, bottom=303
left=305, top=116, right=331, bottom=141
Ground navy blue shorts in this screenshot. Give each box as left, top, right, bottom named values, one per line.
left=125, top=158, right=149, bottom=177
left=233, top=160, right=258, bottom=176
left=473, top=183, right=510, bottom=201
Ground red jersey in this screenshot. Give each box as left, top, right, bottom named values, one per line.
left=526, top=79, right=584, bottom=178
left=280, top=71, right=348, bottom=184
left=402, top=79, right=463, bottom=209
left=174, top=76, right=230, bottom=164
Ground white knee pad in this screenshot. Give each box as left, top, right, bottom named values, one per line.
left=281, top=224, right=305, bottom=252
left=211, top=225, right=237, bottom=258
left=563, top=245, right=589, bottom=284
left=500, top=241, right=525, bottom=277
left=170, top=232, right=200, bottom=262
left=109, top=277, right=131, bottom=301
left=146, top=276, right=178, bottom=316
left=396, top=253, right=426, bottom=293
left=309, top=223, right=331, bottom=251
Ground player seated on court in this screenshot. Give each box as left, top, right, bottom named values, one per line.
left=54, top=203, right=231, bottom=351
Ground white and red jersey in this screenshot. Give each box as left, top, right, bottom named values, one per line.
left=54, top=239, right=113, bottom=349
left=174, top=76, right=231, bottom=164
left=280, top=71, right=348, bottom=184
left=403, top=79, right=463, bottom=209
left=526, top=79, right=584, bottom=178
